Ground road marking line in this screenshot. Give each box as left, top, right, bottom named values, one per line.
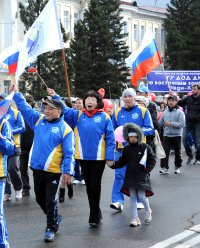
left=149, top=230, right=194, bottom=248
left=174, top=235, right=200, bottom=248
left=189, top=224, right=200, bottom=232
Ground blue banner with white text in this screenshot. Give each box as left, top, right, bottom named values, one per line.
left=147, top=71, right=200, bottom=92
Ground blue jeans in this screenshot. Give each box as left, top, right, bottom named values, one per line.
left=183, top=123, right=200, bottom=160
left=0, top=180, right=9, bottom=248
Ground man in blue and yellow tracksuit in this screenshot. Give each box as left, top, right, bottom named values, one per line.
left=0, top=117, right=15, bottom=248
left=110, top=88, right=155, bottom=211
left=11, top=85, right=75, bottom=242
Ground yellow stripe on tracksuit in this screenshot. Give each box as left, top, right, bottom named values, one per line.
left=138, top=106, right=147, bottom=143
left=97, top=134, right=106, bottom=160
left=0, top=120, right=6, bottom=177
left=44, top=123, right=72, bottom=173
left=73, top=111, right=83, bottom=160
left=96, top=114, right=110, bottom=160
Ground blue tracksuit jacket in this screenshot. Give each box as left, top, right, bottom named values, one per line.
left=13, top=93, right=74, bottom=175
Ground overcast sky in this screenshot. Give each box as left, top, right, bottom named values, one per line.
left=137, top=0, right=170, bottom=7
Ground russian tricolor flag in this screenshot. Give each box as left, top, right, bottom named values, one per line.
left=0, top=44, right=20, bottom=75
left=126, top=30, right=162, bottom=87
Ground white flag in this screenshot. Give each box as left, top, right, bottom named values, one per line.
left=16, top=0, right=63, bottom=80
left=139, top=148, right=147, bottom=168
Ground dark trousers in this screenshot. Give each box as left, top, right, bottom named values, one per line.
left=80, top=160, right=105, bottom=224
left=5, top=155, right=22, bottom=194
left=32, top=170, right=61, bottom=231
left=161, top=136, right=182, bottom=169
left=182, top=123, right=200, bottom=160
left=20, top=151, right=31, bottom=191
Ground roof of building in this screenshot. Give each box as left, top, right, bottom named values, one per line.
left=139, top=6, right=167, bottom=14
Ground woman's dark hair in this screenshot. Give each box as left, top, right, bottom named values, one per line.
left=83, top=90, right=104, bottom=109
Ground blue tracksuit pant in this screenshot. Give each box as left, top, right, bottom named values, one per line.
left=0, top=180, right=9, bottom=248
left=111, top=151, right=126, bottom=204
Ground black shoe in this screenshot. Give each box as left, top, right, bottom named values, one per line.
left=59, top=188, right=65, bottom=203
left=186, top=157, right=193, bottom=164
left=22, top=189, right=30, bottom=197
left=67, top=184, right=73, bottom=199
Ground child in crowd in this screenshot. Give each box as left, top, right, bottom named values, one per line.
left=108, top=123, right=156, bottom=227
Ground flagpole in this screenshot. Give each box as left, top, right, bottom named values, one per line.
left=161, top=63, right=171, bottom=92
left=37, top=73, right=48, bottom=89
left=61, top=48, right=71, bottom=99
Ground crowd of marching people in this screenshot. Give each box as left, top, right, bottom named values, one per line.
left=0, top=82, right=200, bottom=247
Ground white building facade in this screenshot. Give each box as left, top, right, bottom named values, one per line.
left=0, top=0, right=166, bottom=92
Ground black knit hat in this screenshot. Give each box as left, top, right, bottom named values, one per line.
left=83, top=90, right=104, bottom=109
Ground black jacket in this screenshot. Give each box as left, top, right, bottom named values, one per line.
left=20, top=122, right=34, bottom=152
left=178, top=95, right=200, bottom=126
left=112, top=143, right=156, bottom=197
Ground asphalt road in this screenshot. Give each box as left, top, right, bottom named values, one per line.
left=5, top=151, right=200, bottom=248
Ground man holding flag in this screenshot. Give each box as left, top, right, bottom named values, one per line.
left=10, top=82, right=74, bottom=242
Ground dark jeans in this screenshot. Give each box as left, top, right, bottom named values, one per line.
left=80, top=160, right=105, bottom=224
left=5, top=155, right=22, bottom=194
left=182, top=123, right=200, bottom=160
left=20, top=151, right=31, bottom=191
left=32, top=170, right=61, bottom=231
left=161, top=136, right=182, bottom=169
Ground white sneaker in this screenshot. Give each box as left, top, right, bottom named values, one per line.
left=174, top=167, right=181, bottom=174
left=144, top=209, right=152, bottom=223
left=130, top=218, right=141, bottom=227
left=4, top=194, right=11, bottom=202
left=72, top=180, right=81, bottom=185
left=159, top=168, right=169, bottom=175
left=80, top=180, right=85, bottom=185
left=15, top=190, right=22, bottom=200
left=137, top=202, right=144, bottom=209
left=110, top=202, right=123, bottom=211
left=193, top=159, right=200, bottom=165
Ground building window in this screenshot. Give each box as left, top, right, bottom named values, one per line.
left=124, top=21, right=128, bottom=34
left=64, top=11, right=70, bottom=32
left=154, top=27, right=158, bottom=42
left=74, top=13, right=79, bottom=25
left=134, top=24, right=138, bottom=41
left=4, top=80, right=11, bottom=94
left=161, top=28, right=165, bottom=44
left=141, top=25, right=145, bottom=42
